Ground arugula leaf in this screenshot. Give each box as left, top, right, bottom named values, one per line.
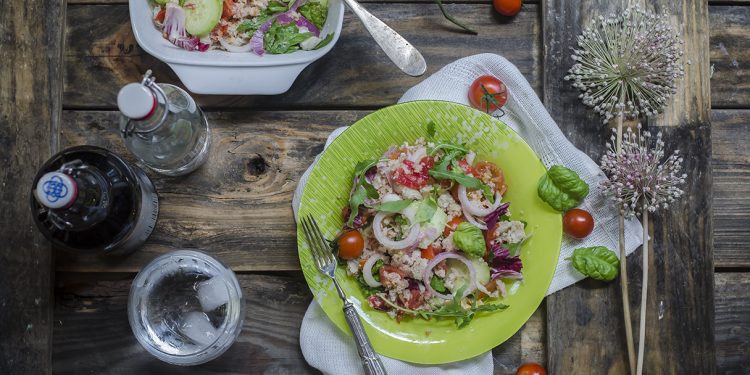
left=430, top=275, right=447, bottom=293
left=569, top=246, right=619, bottom=281
left=428, top=142, right=469, bottom=156
left=371, top=259, right=384, bottom=281
left=264, top=21, right=313, bottom=54
left=299, top=2, right=328, bottom=29
left=426, top=121, right=436, bottom=139
left=414, top=197, right=438, bottom=223
left=347, top=185, right=368, bottom=227
left=374, top=199, right=414, bottom=213
left=267, top=1, right=288, bottom=13
left=537, top=165, right=589, bottom=212
left=428, top=147, right=494, bottom=203
left=313, top=33, right=335, bottom=50
left=393, top=215, right=408, bottom=228
left=346, top=159, right=380, bottom=226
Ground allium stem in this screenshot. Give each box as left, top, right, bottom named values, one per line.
left=615, top=89, right=637, bottom=375
left=636, top=203, right=649, bottom=375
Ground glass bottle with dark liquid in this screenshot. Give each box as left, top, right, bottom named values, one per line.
left=30, top=145, right=159, bottom=254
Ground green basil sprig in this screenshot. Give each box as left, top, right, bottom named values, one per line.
left=569, top=246, right=619, bottom=281
left=537, top=165, right=589, bottom=212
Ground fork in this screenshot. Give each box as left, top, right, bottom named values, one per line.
left=301, top=216, right=388, bottom=375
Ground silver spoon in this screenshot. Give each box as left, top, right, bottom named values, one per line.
left=341, top=0, right=427, bottom=77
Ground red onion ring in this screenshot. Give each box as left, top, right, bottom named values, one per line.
left=362, top=254, right=384, bottom=288
left=422, top=252, right=477, bottom=300
left=372, top=212, right=420, bottom=250
left=458, top=185, right=504, bottom=217
left=462, top=206, right=487, bottom=230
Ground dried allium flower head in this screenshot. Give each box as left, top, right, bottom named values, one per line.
left=564, top=6, right=684, bottom=123
left=600, top=124, right=686, bottom=216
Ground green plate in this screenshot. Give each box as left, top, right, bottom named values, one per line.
left=297, top=101, right=561, bottom=364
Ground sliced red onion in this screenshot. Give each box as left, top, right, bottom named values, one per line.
left=496, top=279, right=507, bottom=298
left=362, top=254, right=384, bottom=288
left=465, top=152, right=476, bottom=165
left=458, top=185, right=504, bottom=217
left=407, top=148, right=427, bottom=163
left=476, top=280, right=494, bottom=296
left=218, top=37, right=253, bottom=52
left=164, top=3, right=186, bottom=41
left=372, top=212, right=420, bottom=250
left=422, top=252, right=477, bottom=300
left=462, top=206, right=487, bottom=230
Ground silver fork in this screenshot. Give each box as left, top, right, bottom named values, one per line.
left=300, top=216, right=388, bottom=375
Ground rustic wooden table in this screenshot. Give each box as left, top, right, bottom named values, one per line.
left=2, top=0, right=748, bottom=373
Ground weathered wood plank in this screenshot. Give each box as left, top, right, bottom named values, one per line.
left=711, top=110, right=750, bottom=268
left=52, top=272, right=545, bottom=374
left=56, top=110, right=363, bottom=272
left=542, top=1, right=714, bottom=374
left=709, top=6, right=750, bottom=108
left=63, top=3, right=541, bottom=109
left=0, top=0, right=64, bottom=373
left=715, top=272, right=750, bottom=374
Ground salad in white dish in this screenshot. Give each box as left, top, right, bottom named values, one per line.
left=150, top=0, right=333, bottom=55
left=332, top=136, right=530, bottom=328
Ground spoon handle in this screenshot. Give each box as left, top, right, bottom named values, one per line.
left=341, top=0, right=427, bottom=77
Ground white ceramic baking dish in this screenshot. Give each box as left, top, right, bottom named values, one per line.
left=129, top=0, right=344, bottom=95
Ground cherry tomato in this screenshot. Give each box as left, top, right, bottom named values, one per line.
left=443, top=216, right=465, bottom=237
left=473, top=161, right=507, bottom=195
left=494, top=0, right=522, bottom=17
left=393, top=157, right=434, bottom=190
left=154, top=7, right=166, bottom=23
left=336, top=230, right=364, bottom=260
left=516, top=363, right=546, bottom=375
left=563, top=208, right=594, bottom=239
left=468, top=75, right=508, bottom=113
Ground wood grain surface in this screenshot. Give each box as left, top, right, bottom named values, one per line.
left=62, top=3, right=541, bottom=109
left=711, top=110, right=750, bottom=268
left=0, top=0, right=65, bottom=373
left=52, top=272, right=545, bottom=374
left=542, top=0, right=714, bottom=374
left=709, top=6, right=750, bottom=108
left=714, top=272, right=750, bottom=373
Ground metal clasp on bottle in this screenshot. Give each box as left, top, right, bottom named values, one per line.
left=121, top=70, right=169, bottom=138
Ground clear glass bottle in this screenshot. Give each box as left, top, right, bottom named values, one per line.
left=117, top=70, right=210, bottom=176
left=30, top=145, right=159, bottom=254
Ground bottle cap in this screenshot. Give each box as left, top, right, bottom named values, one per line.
left=117, top=83, right=156, bottom=119
left=35, top=172, right=78, bottom=209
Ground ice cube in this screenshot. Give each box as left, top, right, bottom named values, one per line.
left=180, top=311, right=218, bottom=346
left=196, top=276, right=230, bottom=312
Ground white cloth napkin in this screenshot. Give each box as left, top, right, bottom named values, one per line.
left=292, top=53, right=643, bottom=374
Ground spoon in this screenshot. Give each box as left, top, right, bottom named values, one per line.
left=341, top=0, right=427, bottom=77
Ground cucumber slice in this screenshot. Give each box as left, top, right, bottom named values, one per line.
left=184, top=0, right=222, bottom=37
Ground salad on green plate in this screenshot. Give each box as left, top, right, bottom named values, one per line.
left=150, top=0, right=334, bottom=55
left=297, top=101, right=561, bottom=364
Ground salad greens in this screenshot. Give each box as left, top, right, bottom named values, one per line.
left=428, top=149, right=495, bottom=203
left=374, top=199, right=415, bottom=213
left=347, top=159, right=380, bottom=227
left=264, top=21, right=314, bottom=54
left=570, top=246, right=619, bottom=281
left=299, top=2, right=328, bottom=29
left=452, top=222, right=486, bottom=258
left=414, top=197, right=438, bottom=223
left=537, top=165, right=589, bottom=212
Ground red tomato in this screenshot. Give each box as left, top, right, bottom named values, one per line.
left=563, top=208, right=594, bottom=239
left=443, top=216, right=465, bottom=237
left=421, top=245, right=438, bottom=260
left=393, top=157, right=434, bottom=190
left=222, top=0, right=234, bottom=19
left=336, top=230, right=364, bottom=260
left=154, top=7, right=166, bottom=23
left=516, top=363, right=546, bottom=375
left=468, top=75, right=508, bottom=113
left=379, top=265, right=407, bottom=288
left=457, top=159, right=473, bottom=174
left=494, top=0, right=522, bottom=17
left=473, top=161, right=507, bottom=195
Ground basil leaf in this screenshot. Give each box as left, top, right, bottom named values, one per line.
left=430, top=275, right=447, bottom=293
left=570, top=246, right=619, bottom=281
left=452, top=222, right=486, bottom=258
left=415, top=197, right=438, bottom=223
left=374, top=199, right=414, bottom=213
left=537, top=165, right=589, bottom=212
left=426, top=121, right=436, bottom=139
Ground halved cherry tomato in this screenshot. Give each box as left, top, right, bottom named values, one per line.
left=336, top=230, right=364, bottom=260
left=473, top=161, right=507, bottom=195
left=468, top=75, right=508, bottom=113
left=494, top=0, right=522, bottom=17
left=444, top=217, right=465, bottom=237
left=516, top=362, right=547, bottom=375
left=154, top=7, right=166, bottom=23
left=393, top=157, right=434, bottom=190
left=421, top=245, right=438, bottom=260
left=222, top=0, right=234, bottom=19
left=563, top=208, right=594, bottom=239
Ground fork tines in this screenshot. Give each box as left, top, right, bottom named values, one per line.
left=300, top=215, right=337, bottom=271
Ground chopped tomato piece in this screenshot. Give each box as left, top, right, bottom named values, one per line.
left=457, top=159, right=473, bottom=174
left=444, top=216, right=465, bottom=237
left=222, top=0, right=234, bottom=19
left=421, top=245, right=438, bottom=260
left=155, top=7, right=166, bottom=23
left=473, top=161, right=507, bottom=195
left=393, top=156, right=434, bottom=190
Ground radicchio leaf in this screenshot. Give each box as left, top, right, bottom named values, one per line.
left=163, top=4, right=210, bottom=52
left=489, top=243, right=523, bottom=281
left=483, top=202, right=510, bottom=232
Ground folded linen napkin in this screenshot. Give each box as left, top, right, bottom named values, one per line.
left=292, top=53, right=643, bottom=374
